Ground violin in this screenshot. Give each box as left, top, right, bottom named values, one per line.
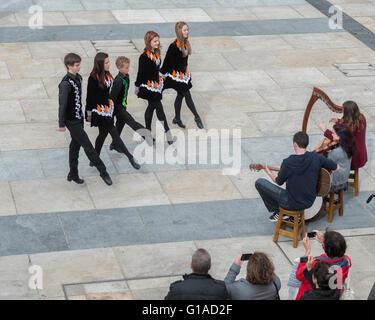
left=313, top=137, right=338, bottom=154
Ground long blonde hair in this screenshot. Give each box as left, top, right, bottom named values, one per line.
left=175, top=21, right=191, bottom=57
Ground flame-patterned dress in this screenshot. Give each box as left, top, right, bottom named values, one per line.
left=160, top=39, right=192, bottom=92
left=85, top=73, right=115, bottom=127
left=135, top=50, right=164, bottom=101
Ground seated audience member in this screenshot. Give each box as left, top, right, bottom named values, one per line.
left=295, top=230, right=351, bottom=300
left=300, top=258, right=339, bottom=300
left=164, top=248, right=229, bottom=300
left=224, top=252, right=281, bottom=300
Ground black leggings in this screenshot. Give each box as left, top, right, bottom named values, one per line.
left=145, top=100, right=170, bottom=132
left=95, top=125, right=133, bottom=160
left=174, top=89, right=200, bottom=120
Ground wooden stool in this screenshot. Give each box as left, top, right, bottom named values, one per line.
left=273, top=207, right=305, bottom=248
left=348, top=169, right=359, bottom=197
left=324, top=189, right=344, bottom=222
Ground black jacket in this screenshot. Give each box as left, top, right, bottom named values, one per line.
left=85, top=73, right=114, bottom=127
left=160, top=39, right=192, bottom=92
left=110, top=72, right=130, bottom=114
left=300, top=288, right=340, bottom=300
left=300, top=267, right=340, bottom=300
left=165, top=273, right=229, bottom=300
left=135, top=50, right=163, bottom=101
left=58, top=72, right=83, bottom=127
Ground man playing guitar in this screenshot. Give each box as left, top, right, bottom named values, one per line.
left=255, top=131, right=339, bottom=222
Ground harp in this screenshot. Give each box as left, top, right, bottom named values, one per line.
left=300, top=87, right=342, bottom=221
left=302, top=87, right=343, bottom=133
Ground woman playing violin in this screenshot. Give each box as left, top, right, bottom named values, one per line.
left=325, top=123, right=356, bottom=192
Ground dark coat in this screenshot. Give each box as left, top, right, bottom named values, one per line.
left=135, top=50, right=163, bottom=101
left=85, top=73, right=114, bottom=128
left=110, top=72, right=130, bottom=113
left=300, top=288, right=340, bottom=300
left=160, top=39, right=192, bottom=92
left=165, top=273, right=229, bottom=300
left=58, top=72, right=83, bottom=127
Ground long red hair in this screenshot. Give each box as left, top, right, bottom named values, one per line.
left=144, top=31, right=161, bottom=56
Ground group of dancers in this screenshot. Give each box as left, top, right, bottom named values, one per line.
left=58, top=22, right=202, bottom=185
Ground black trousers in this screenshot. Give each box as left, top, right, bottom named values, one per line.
left=174, top=89, right=200, bottom=120
left=145, top=99, right=170, bottom=132
left=66, top=120, right=107, bottom=177
left=95, top=124, right=133, bottom=160
left=115, top=107, right=146, bottom=137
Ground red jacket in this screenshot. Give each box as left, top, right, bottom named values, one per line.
left=295, top=254, right=352, bottom=300
left=324, top=117, right=367, bottom=170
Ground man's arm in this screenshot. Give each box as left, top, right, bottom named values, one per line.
left=58, top=81, right=70, bottom=129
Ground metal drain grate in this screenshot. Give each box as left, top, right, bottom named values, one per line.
left=334, top=62, right=375, bottom=77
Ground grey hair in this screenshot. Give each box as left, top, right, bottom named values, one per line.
left=191, top=248, right=211, bottom=274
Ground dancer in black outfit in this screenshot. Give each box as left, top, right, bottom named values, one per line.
left=109, top=56, right=153, bottom=150
left=86, top=52, right=140, bottom=169
left=58, top=53, right=112, bottom=185
left=135, top=31, right=173, bottom=144
left=160, top=21, right=203, bottom=129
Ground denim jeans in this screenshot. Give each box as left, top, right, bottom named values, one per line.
left=255, top=178, right=291, bottom=214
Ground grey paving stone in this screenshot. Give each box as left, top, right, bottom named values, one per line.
left=0, top=18, right=344, bottom=43
left=58, top=207, right=149, bottom=249
left=126, top=0, right=177, bottom=9
left=0, top=150, right=44, bottom=181
left=0, top=0, right=33, bottom=12
left=0, top=213, right=68, bottom=256
left=80, top=0, right=130, bottom=11
left=33, top=0, right=85, bottom=11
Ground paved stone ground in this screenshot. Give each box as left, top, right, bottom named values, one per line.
left=0, top=0, right=375, bottom=300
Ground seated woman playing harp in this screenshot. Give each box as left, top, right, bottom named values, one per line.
left=324, top=124, right=356, bottom=193
left=317, top=100, right=367, bottom=171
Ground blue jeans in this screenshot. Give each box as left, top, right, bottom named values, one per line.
left=255, top=178, right=290, bottom=214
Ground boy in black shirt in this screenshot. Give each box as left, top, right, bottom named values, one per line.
left=255, top=131, right=339, bottom=222
left=109, top=56, right=153, bottom=150
left=58, top=53, right=112, bottom=185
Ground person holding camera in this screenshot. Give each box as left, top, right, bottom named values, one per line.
left=295, top=230, right=351, bottom=300
left=164, top=248, right=229, bottom=300
left=300, top=257, right=340, bottom=300
left=224, top=252, right=281, bottom=300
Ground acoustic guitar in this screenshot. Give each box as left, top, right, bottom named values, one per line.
left=249, top=164, right=332, bottom=221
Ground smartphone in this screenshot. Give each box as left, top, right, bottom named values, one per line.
left=300, top=256, right=308, bottom=263
left=241, top=253, right=252, bottom=261
left=307, top=232, right=317, bottom=238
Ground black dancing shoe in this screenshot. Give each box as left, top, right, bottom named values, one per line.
left=100, top=172, right=113, bottom=186
left=195, top=117, right=204, bottom=129
left=129, top=157, right=141, bottom=170
left=172, top=117, right=186, bottom=129
left=67, top=173, right=84, bottom=184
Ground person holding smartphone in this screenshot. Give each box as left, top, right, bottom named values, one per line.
left=224, top=252, right=281, bottom=300
left=294, top=230, right=351, bottom=300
